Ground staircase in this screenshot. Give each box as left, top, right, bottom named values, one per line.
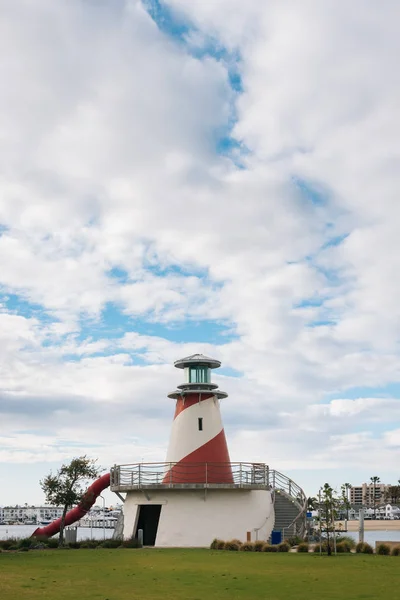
left=268, top=470, right=307, bottom=539
left=273, top=490, right=306, bottom=538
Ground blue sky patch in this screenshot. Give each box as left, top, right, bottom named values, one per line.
left=292, top=176, right=328, bottom=207
left=143, top=0, right=246, bottom=165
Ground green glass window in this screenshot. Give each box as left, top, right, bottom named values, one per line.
left=189, top=366, right=210, bottom=383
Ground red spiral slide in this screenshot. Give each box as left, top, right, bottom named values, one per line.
left=32, top=472, right=111, bottom=538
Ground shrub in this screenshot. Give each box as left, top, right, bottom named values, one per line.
left=278, top=542, right=290, bottom=552
left=17, top=538, right=34, bottom=549
left=254, top=540, right=265, bottom=552
left=313, top=542, right=327, bottom=553
left=391, top=546, right=400, bottom=556
left=122, top=537, right=141, bottom=549
left=240, top=542, right=255, bottom=551
left=210, top=538, right=225, bottom=550
left=67, top=542, right=81, bottom=549
left=45, top=538, right=59, bottom=549
left=297, top=543, right=309, bottom=553
left=355, top=542, right=365, bottom=553
left=262, top=544, right=278, bottom=552
left=285, top=536, right=303, bottom=547
left=0, top=539, right=17, bottom=550
left=224, top=540, right=241, bottom=551
left=30, top=542, right=48, bottom=550
left=80, top=540, right=99, bottom=549
left=377, top=543, right=390, bottom=555
left=336, top=535, right=356, bottom=549
left=362, top=543, right=374, bottom=554
left=101, top=539, right=122, bottom=549
left=336, top=542, right=351, bottom=553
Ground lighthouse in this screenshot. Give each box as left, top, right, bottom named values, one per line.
left=164, top=354, right=233, bottom=484
left=111, top=354, right=305, bottom=547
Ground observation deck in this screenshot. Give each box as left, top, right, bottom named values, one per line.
left=110, top=462, right=305, bottom=500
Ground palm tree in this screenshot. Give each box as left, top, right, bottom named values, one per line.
left=307, top=496, right=318, bottom=511
left=385, top=485, right=400, bottom=505
left=341, top=483, right=352, bottom=520
left=370, top=476, right=380, bottom=518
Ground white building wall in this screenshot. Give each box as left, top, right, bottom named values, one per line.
left=123, top=488, right=274, bottom=547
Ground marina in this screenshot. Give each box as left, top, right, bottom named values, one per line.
left=0, top=524, right=114, bottom=541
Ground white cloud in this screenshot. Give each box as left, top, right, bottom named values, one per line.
left=1, top=0, right=400, bottom=502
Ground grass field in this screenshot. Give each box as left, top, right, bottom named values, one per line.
left=1, top=549, right=400, bottom=600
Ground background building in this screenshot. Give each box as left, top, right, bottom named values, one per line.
left=350, top=483, right=391, bottom=506
left=0, top=505, right=63, bottom=524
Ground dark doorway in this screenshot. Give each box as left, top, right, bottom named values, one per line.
left=136, top=505, right=162, bottom=546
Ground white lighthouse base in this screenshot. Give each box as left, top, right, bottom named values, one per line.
left=122, top=488, right=275, bottom=547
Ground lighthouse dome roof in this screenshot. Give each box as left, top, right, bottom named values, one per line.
left=174, top=354, right=221, bottom=369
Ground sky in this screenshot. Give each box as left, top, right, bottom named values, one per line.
left=1, top=0, right=400, bottom=506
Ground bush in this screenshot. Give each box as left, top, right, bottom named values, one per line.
left=278, top=542, right=290, bottom=552
left=362, top=543, right=374, bottom=554
left=67, top=542, right=81, bottom=549
left=336, top=542, right=351, bottom=553
left=297, top=543, right=309, bottom=553
left=0, top=539, right=17, bottom=550
left=80, top=540, right=100, bottom=549
left=313, top=542, right=327, bottom=553
left=30, top=542, right=48, bottom=550
left=101, top=539, right=122, bottom=549
left=240, top=542, right=255, bottom=551
left=262, top=544, right=278, bottom=552
left=224, top=540, right=241, bottom=551
left=122, top=537, right=141, bottom=549
left=254, top=540, right=265, bottom=552
left=285, top=536, right=303, bottom=547
left=210, top=538, right=225, bottom=550
left=17, top=538, right=34, bottom=549
left=355, top=542, right=365, bottom=553
left=377, top=543, right=390, bottom=555
left=336, top=535, right=356, bottom=549
left=391, top=546, right=400, bottom=556
left=45, top=538, right=59, bottom=549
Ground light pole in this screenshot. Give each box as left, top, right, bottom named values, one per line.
left=99, top=495, right=106, bottom=540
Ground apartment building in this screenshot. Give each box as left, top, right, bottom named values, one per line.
left=0, top=505, right=63, bottom=523
left=350, top=483, right=390, bottom=506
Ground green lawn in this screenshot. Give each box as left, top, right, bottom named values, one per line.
left=1, top=549, right=400, bottom=600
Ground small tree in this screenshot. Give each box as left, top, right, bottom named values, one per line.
left=319, top=483, right=341, bottom=556
left=40, top=456, right=101, bottom=546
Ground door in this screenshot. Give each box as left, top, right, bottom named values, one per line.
left=136, top=505, right=162, bottom=546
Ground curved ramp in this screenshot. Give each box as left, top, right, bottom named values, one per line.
left=32, top=472, right=111, bottom=538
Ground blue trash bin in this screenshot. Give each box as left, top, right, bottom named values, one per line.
left=271, top=530, right=282, bottom=545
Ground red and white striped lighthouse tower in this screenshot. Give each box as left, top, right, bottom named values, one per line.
left=163, top=354, right=233, bottom=484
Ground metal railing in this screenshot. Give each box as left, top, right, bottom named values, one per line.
left=268, top=469, right=306, bottom=508
left=110, top=462, right=306, bottom=506
left=110, top=462, right=307, bottom=537
left=110, top=462, right=270, bottom=487
left=272, top=469, right=307, bottom=537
